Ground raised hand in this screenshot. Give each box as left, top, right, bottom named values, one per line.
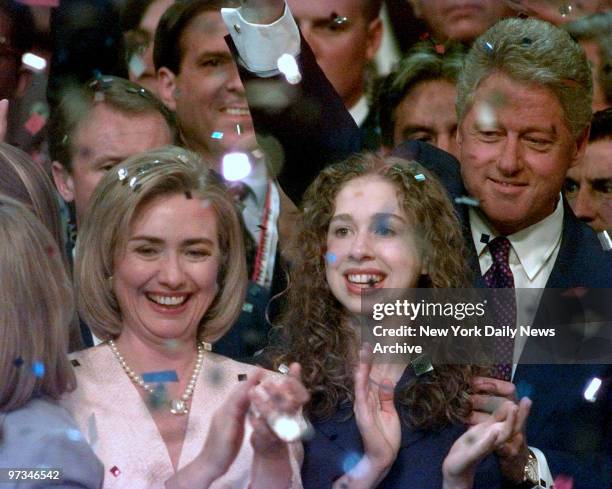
left=239, top=0, right=286, bottom=24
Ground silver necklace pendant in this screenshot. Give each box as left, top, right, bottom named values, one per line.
left=170, top=399, right=188, bottom=415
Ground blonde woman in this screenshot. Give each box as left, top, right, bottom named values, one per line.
left=0, top=194, right=104, bottom=488
left=61, top=146, right=307, bottom=489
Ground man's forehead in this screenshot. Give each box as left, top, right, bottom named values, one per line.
left=185, top=10, right=226, bottom=38
left=75, top=105, right=171, bottom=154
left=584, top=140, right=612, bottom=177
left=288, top=0, right=366, bottom=20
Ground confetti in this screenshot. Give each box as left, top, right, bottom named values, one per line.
left=277, top=53, right=302, bottom=85
left=270, top=414, right=306, bottom=442
left=147, top=384, right=168, bottom=410
left=278, top=364, right=290, bottom=375
left=129, top=176, right=141, bottom=191
left=411, top=354, right=434, bottom=376
left=94, top=91, right=105, bottom=103
left=515, top=380, right=533, bottom=400
left=13, top=357, right=24, bottom=368
left=202, top=342, right=212, bottom=351
left=128, top=54, right=146, bottom=78
left=238, top=373, right=248, bottom=381
left=210, top=131, right=224, bottom=140
left=559, top=3, right=573, bottom=17
left=117, top=168, right=128, bottom=181
left=235, top=124, right=242, bottom=135
left=476, top=102, right=496, bottom=130
left=330, top=12, right=349, bottom=26
left=222, top=152, right=251, bottom=181
left=142, top=370, right=179, bottom=383
left=597, top=230, right=611, bottom=251
left=325, top=252, right=337, bottom=264
left=414, top=173, right=426, bottom=182
left=435, top=44, right=445, bottom=54
left=242, top=302, right=254, bottom=313
left=583, top=377, right=602, bottom=402
left=71, top=359, right=81, bottom=367
left=480, top=234, right=490, bottom=244
left=24, top=113, right=46, bottom=136
left=554, top=475, right=574, bottom=489
left=483, top=41, right=494, bottom=55
left=207, top=366, right=224, bottom=385
left=455, top=196, right=480, bottom=207
left=32, top=361, right=45, bottom=378
left=110, top=466, right=121, bottom=477
left=342, top=452, right=361, bottom=473
left=65, top=429, right=83, bottom=442
left=22, top=52, right=46, bottom=71
left=87, top=413, right=98, bottom=448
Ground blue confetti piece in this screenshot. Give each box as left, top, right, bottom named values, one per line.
left=454, top=196, right=480, bottom=207
left=32, top=361, right=45, bottom=378
left=13, top=357, right=24, bottom=368
left=483, top=41, right=494, bottom=54
left=242, top=302, right=254, bottom=313
left=142, top=370, right=178, bottom=383
left=414, top=173, right=426, bottom=182
left=342, top=452, right=362, bottom=473
left=325, top=252, right=337, bottom=264
left=65, top=429, right=84, bottom=442
left=211, top=131, right=224, bottom=140
left=515, top=380, right=533, bottom=400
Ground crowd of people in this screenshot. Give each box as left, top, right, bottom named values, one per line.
left=0, top=0, right=611, bottom=488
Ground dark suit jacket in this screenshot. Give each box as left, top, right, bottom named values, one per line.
left=229, top=32, right=612, bottom=488
left=303, top=368, right=502, bottom=489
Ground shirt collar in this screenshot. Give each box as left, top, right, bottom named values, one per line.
left=349, top=95, right=369, bottom=127
left=469, top=196, right=564, bottom=280
left=241, top=157, right=269, bottom=207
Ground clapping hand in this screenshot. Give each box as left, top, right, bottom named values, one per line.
left=469, top=376, right=532, bottom=483
left=443, top=399, right=522, bottom=489
left=332, top=345, right=401, bottom=489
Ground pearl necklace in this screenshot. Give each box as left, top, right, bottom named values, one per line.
left=107, top=339, right=204, bottom=415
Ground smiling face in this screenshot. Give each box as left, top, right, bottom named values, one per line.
left=112, top=193, right=221, bottom=344
left=157, top=10, right=253, bottom=162
left=458, top=72, right=588, bottom=235
left=325, top=176, right=426, bottom=316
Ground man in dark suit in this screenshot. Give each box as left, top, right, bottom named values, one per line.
left=223, top=2, right=611, bottom=487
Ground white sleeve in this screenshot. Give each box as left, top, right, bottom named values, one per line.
left=221, top=3, right=300, bottom=76
left=529, top=446, right=554, bottom=489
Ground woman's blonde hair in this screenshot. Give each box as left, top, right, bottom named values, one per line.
left=0, top=195, right=76, bottom=412
left=75, top=146, right=247, bottom=342
left=0, top=143, right=66, bottom=260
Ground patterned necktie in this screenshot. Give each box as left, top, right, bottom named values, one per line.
left=483, top=236, right=516, bottom=381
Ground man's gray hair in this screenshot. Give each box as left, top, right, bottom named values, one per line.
left=456, top=18, right=592, bottom=139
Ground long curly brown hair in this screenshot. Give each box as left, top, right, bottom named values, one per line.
left=273, top=153, right=477, bottom=429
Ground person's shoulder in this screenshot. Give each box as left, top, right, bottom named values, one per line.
left=0, top=398, right=104, bottom=488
